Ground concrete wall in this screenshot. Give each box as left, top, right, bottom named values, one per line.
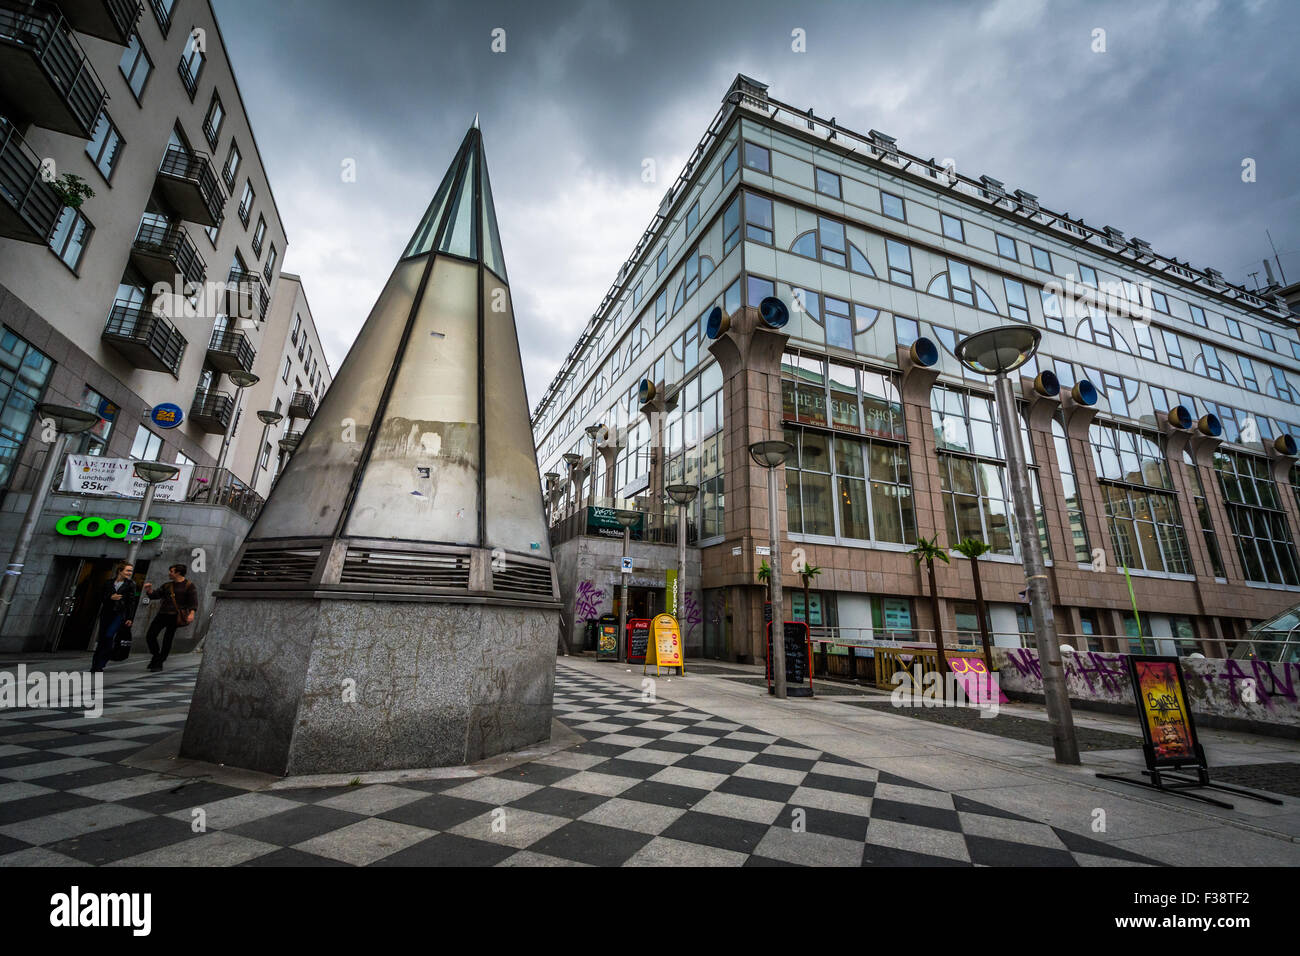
left=993, top=646, right=1300, bottom=737
left=0, top=491, right=251, bottom=653
left=555, top=533, right=703, bottom=655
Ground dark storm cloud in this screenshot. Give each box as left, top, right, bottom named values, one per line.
left=212, top=0, right=1300, bottom=404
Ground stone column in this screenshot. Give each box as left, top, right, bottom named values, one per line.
left=707, top=306, right=789, bottom=661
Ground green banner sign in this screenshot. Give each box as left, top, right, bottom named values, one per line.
left=586, top=507, right=643, bottom=540
left=56, top=515, right=162, bottom=540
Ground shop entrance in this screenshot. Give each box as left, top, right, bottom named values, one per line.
left=614, top=586, right=665, bottom=621
left=45, top=557, right=151, bottom=652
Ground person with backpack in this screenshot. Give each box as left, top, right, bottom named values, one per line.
left=90, top=561, right=137, bottom=673
left=141, top=564, right=198, bottom=671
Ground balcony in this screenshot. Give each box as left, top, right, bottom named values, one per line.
left=190, top=387, right=233, bottom=433
left=129, top=215, right=206, bottom=288
left=257, top=282, right=269, bottom=321
left=225, top=268, right=262, bottom=323
left=0, top=114, right=61, bottom=243
left=206, top=326, right=255, bottom=374
left=57, top=0, right=141, bottom=44
left=0, top=0, right=108, bottom=137
left=287, top=390, right=316, bottom=420
left=155, top=144, right=225, bottom=226
left=101, top=300, right=187, bottom=375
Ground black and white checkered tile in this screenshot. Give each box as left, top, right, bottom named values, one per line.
left=0, top=662, right=1160, bottom=866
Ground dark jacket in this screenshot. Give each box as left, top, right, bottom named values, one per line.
left=151, top=579, right=198, bottom=618
left=99, top=578, right=138, bottom=621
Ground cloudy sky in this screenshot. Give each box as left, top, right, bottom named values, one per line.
left=212, top=0, right=1300, bottom=406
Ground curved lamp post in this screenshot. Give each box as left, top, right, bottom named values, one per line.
left=543, top=471, right=559, bottom=525
left=0, top=404, right=99, bottom=636
left=956, top=325, right=1079, bottom=765
left=665, top=483, right=698, bottom=623
left=255, top=409, right=284, bottom=490
left=750, top=439, right=793, bottom=699
left=561, top=452, right=581, bottom=518
left=215, top=369, right=260, bottom=480
left=614, top=508, right=640, bottom=661
left=584, top=423, right=605, bottom=509
left=125, top=460, right=181, bottom=566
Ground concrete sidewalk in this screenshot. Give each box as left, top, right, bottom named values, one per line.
left=571, top=657, right=1300, bottom=865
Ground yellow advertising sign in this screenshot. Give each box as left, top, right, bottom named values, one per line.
left=645, top=613, right=684, bottom=675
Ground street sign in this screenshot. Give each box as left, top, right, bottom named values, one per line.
left=124, top=520, right=148, bottom=543
left=755, top=545, right=771, bottom=556
left=620, top=556, right=633, bottom=574
left=149, top=403, right=184, bottom=429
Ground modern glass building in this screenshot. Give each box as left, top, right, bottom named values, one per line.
left=531, top=74, right=1300, bottom=663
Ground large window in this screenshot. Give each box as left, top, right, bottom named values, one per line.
left=179, top=31, right=205, bottom=98
left=1186, top=456, right=1227, bottom=578
left=784, top=426, right=914, bottom=544
left=130, top=425, right=163, bottom=460
left=222, top=141, right=241, bottom=190
left=50, top=208, right=92, bottom=272
left=886, top=239, right=913, bottom=286
left=743, top=141, right=770, bottom=173
left=1213, top=451, right=1300, bottom=586
left=0, top=329, right=54, bottom=488
left=781, top=351, right=905, bottom=441
left=1051, top=416, right=1091, bottom=563
left=85, top=110, right=124, bottom=182
left=119, top=32, right=152, bottom=100
left=933, top=385, right=1049, bottom=557
left=1089, top=423, right=1192, bottom=575
left=744, top=192, right=773, bottom=244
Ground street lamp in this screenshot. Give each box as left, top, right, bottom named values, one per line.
left=585, top=423, right=605, bottom=509
left=215, top=369, right=260, bottom=479
left=255, top=409, right=284, bottom=492
left=956, top=324, right=1080, bottom=765
left=665, top=483, right=698, bottom=623
left=125, top=461, right=181, bottom=566
left=614, top=508, right=640, bottom=661
left=543, top=472, right=559, bottom=524
left=750, top=439, right=793, bottom=699
left=0, top=404, right=99, bottom=636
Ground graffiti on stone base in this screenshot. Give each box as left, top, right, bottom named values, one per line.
left=575, top=580, right=605, bottom=621
left=683, top=589, right=703, bottom=644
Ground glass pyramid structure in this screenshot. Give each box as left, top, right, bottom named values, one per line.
left=223, top=122, right=555, bottom=603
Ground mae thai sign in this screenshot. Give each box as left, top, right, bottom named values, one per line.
left=62, top=456, right=192, bottom=502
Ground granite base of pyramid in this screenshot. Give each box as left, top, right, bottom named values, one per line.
left=179, top=597, right=558, bottom=775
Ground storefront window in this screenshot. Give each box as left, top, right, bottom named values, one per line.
left=0, top=328, right=54, bottom=488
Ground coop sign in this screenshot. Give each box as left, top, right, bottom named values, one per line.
left=55, top=515, right=163, bottom=540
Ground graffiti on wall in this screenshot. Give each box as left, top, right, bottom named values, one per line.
left=994, top=647, right=1300, bottom=728
left=682, top=589, right=703, bottom=644
left=575, top=580, right=605, bottom=621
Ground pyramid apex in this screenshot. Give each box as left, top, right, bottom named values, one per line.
left=472, top=112, right=479, bottom=130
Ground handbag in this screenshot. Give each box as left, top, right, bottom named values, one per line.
left=168, top=583, right=196, bottom=627
left=111, top=623, right=133, bottom=661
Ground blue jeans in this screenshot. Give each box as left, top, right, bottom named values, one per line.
left=92, top=612, right=126, bottom=671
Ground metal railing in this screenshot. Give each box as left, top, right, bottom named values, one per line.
left=103, top=299, right=187, bottom=375
left=132, top=215, right=206, bottom=286
left=190, top=387, right=233, bottom=430
left=287, top=390, right=315, bottom=419
left=0, top=114, right=60, bottom=242
left=176, top=55, right=197, bottom=99
left=157, top=144, right=225, bottom=224
left=0, top=0, right=108, bottom=136
left=149, top=0, right=171, bottom=34
left=21, top=449, right=264, bottom=523
left=207, top=327, right=255, bottom=372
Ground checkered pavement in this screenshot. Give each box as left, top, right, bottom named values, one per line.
left=0, top=661, right=1160, bottom=866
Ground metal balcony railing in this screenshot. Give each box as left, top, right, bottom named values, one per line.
left=224, top=268, right=261, bottom=323
left=177, top=55, right=197, bottom=99
left=257, top=282, right=269, bottom=320
left=56, top=0, right=142, bottom=44
left=206, top=327, right=255, bottom=373
left=149, top=0, right=170, bottom=34
left=131, top=215, right=206, bottom=288
left=0, top=114, right=61, bottom=243
left=0, top=0, right=108, bottom=137
left=287, top=390, right=315, bottom=419
left=102, top=299, right=187, bottom=375
left=190, top=387, right=234, bottom=433
left=155, top=144, right=224, bottom=226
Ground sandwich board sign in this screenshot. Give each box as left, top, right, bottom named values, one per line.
left=644, top=613, right=684, bottom=676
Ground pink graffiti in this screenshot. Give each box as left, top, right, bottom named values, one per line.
left=575, top=580, right=604, bottom=621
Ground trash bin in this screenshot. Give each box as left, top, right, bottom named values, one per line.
left=583, top=618, right=599, bottom=651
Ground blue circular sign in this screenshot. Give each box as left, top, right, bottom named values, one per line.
left=150, top=403, right=184, bottom=429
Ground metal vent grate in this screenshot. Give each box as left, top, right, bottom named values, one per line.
left=340, top=549, right=470, bottom=590
left=230, top=548, right=320, bottom=584
left=492, top=562, right=555, bottom=597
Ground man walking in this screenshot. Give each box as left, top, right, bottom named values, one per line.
left=142, top=564, right=198, bottom=672
left=91, top=562, right=136, bottom=673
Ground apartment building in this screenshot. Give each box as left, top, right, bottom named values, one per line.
left=0, top=0, right=327, bottom=651
left=532, top=74, right=1300, bottom=664
left=225, top=272, right=331, bottom=500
